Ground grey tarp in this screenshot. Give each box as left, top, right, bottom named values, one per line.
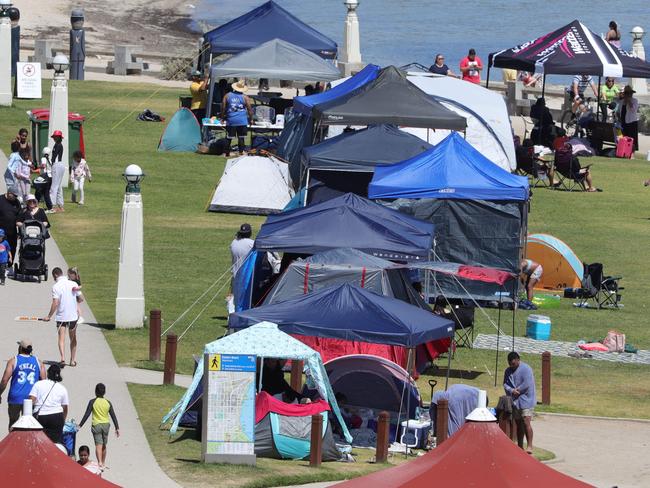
left=264, top=248, right=428, bottom=309
left=312, top=66, right=467, bottom=130
left=386, top=198, right=526, bottom=300
left=210, top=38, right=340, bottom=81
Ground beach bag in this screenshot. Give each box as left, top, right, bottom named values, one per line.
left=616, top=137, right=634, bottom=159
left=603, top=330, right=625, bottom=353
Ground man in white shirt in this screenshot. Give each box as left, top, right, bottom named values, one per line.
left=43, top=267, right=83, bottom=367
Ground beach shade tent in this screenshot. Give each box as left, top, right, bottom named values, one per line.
left=229, top=283, right=455, bottom=369
left=263, top=248, right=428, bottom=309
left=203, top=1, right=337, bottom=58
left=254, top=192, right=435, bottom=261
left=210, top=38, right=340, bottom=81
left=0, top=428, right=120, bottom=487
left=163, top=321, right=352, bottom=443
left=208, top=154, right=294, bottom=215
left=369, top=132, right=529, bottom=300
left=157, top=108, right=202, bottom=152
left=404, top=73, right=516, bottom=172
left=325, top=354, right=421, bottom=420
left=255, top=391, right=340, bottom=460
left=311, top=66, right=466, bottom=131
left=299, top=124, right=432, bottom=203
left=526, top=233, right=584, bottom=290
left=334, top=418, right=593, bottom=488
left=487, top=19, right=650, bottom=97
left=277, top=64, right=381, bottom=181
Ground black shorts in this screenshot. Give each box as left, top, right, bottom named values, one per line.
left=57, top=320, right=78, bottom=331
left=226, top=125, right=247, bottom=138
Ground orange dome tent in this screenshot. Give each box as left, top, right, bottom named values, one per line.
left=335, top=418, right=593, bottom=488
left=526, top=234, right=583, bottom=290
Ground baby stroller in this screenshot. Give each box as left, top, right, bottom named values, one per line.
left=15, top=219, right=48, bottom=282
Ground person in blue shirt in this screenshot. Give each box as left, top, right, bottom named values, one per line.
left=503, top=351, right=536, bottom=453
left=0, top=338, right=46, bottom=428
left=3, top=141, right=21, bottom=190
left=220, top=80, right=253, bottom=157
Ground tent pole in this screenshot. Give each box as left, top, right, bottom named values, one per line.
left=405, top=347, right=414, bottom=458
left=258, top=356, right=264, bottom=393
left=495, top=320, right=500, bottom=388
left=485, top=65, right=491, bottom=89
left=596, top=76, right=602, bottom=121
left=495, top=288, right=503, bottom=388
left=445, top=344, right=452, bottom=390
left=541, top=74, right=547, bottom=98
left=512, top=279, right=517, bottom=351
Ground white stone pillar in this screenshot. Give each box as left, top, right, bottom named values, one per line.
left=0, top=3, right=12, bottom=106
left=48, top=54, right=70, bottom=186
left=630, top=26, right=648, bottom=96
left=115, top=165, right=145, bottom=329
left=339, top=0, right=364, bottom=77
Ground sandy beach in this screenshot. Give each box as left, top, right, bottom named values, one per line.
left=13, top=0, right=198, bottom=55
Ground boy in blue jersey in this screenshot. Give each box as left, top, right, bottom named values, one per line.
left=0, top=339, right=46, bottom=428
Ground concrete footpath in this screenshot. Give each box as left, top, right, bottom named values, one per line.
left=0, top=152, right=179, bottom=487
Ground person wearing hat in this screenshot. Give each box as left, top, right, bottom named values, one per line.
left=189, top=70, right=209, bottom=125
left=618, top=85, right=639, bottom=151
left=49, top=130, right=66, bottom=213
left=221, top=80, right=254, bottom=156
left=0, top=338, right=46, bottom=428
left=0, top=186, right=21, bottom=266
left=17, top=194, right=50, bottom=234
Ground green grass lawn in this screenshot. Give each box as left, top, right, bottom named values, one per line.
left=1, top=78, right=648, bottom=484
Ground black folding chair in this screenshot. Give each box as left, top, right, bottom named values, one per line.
left=577, top=263, right=623, bottom=309
left=553, top=143, right=589, bottom=191
left=516, top=145, right=551, bottom=187
left=436, top=303, right=475, bottom=348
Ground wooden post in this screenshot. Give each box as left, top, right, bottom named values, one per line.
left=309, top=414, right=323, bottom=467
left=149, top=309, right=161, bottom=361
left=290, top=360, right=303, bottom=392
left=542, top=351, right=551, bottom=405
left=163, top=334, right=177, bottom=385
left=436, top=398, right=449, bottom=445
left=375, top=411, right=390, bottom=463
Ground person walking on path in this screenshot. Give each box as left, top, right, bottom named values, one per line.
left=0, top=186, right=20, bottom=266
left=70, top=150, right=91, bottom=205
left=0, top=338, right=46, bottom=428
left=0, top=229, right=12, bottom=285
left=503, top=351, right=536, bottom=453
left=34, top=146, right=54, bottom=212
left=78, top=383, right=120, bottom=470
left=49, top=130, right=66, bottom=213
left=29, top=364, right=69, bottom=443
left=42, top=267, right=83, bottom=367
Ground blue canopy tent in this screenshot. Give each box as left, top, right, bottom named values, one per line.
left=300, top=124, right=432, bottom=203
left=229, top=283, right=455, bottom=347
left=229, top=283, right=456, bottom=410
left=277, top=64, right=381, bottom=182
left=203, top=1, right=337, bottom=58
left=254, top=192, right=434, bottom=261
left=368, top=132, right=529, bottom=201
left=369, top=133, right=529, bottom=301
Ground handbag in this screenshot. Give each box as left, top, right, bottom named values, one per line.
left=33, top=382, right=56, bottom=420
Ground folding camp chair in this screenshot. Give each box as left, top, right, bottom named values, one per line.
left=436, top=303, right=475, bottom=348
left=253, top=105, right=276, bottom=124
left=552, top=143, right=589, bottom=191
left=577, top=262, right=623, bottom=309
left=515, top=145, right=551, bottom=187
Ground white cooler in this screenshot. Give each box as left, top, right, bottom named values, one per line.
left=399, top=419, right=431, bottom=448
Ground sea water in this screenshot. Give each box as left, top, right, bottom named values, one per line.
left=190, top=0, right=649, bottom=84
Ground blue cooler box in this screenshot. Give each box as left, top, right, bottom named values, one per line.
left=399, top=420, right=431, bottom=449
left=526, top=314, right=551, bottom=340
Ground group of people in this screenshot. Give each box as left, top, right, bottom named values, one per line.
left=428, top=48, right=485, bottom=84
left=0, top=263, right=120, bottom=474
left=3, top=128, right=92, bottom=213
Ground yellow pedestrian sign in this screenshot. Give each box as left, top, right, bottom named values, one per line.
left=209, top=354, right=221, bottom=371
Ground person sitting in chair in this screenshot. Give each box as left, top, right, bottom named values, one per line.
left=549, top=143, right=598, bottom=192
left=530, top=98, right=556, bottom=147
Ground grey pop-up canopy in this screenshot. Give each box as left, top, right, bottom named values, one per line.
left=312, top=66, right=467, bottom=130
left=210, top=38, right=341, bottom=81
